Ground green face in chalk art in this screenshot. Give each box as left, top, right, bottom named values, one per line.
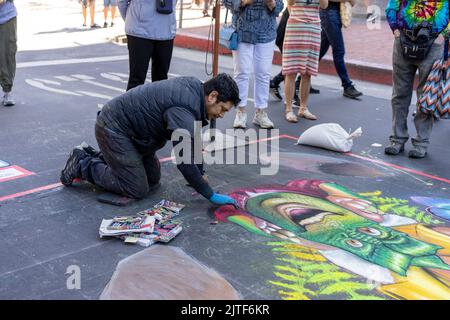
left=244, top=192, right=450, bottom=276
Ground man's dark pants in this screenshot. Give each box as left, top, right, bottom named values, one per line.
left=390, top=37, right=442, bottom=151
left=126, top=35, right=174, bottom=91
left=319, top=7, right=353, bottom=89
left=79, top=117, right=162, bottom=199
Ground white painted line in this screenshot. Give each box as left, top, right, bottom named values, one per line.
left=82, top=80, right=126, bottom=93
left=17, top=55, right=128, bottom=68
left=76, top=91, right=114, bottom=99
left=33, top=78, right=61, bottom=85
left=54, top=76, right=78, bottom=82
left=0, top=167, right=24, bottom=180
left=100, top=73, right=127, bottom=83
left=109, top=72, right=129, bottom=78
left=72, top=74, right=96, bottom=80
left=25, top=79, right=82, bottom=96
left=0, top=166, right=34, bottom=183
left=0, top=160, right=9, bottom=168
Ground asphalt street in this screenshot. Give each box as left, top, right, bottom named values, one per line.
left=1, top=40, right=449, bottom=299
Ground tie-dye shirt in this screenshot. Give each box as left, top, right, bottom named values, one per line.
left=386, top=0, right=450, bottom=37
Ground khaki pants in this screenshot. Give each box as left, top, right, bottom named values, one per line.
left=0, top=17, right=17, bottom=93
left=390, top=37, right=443, bottom=150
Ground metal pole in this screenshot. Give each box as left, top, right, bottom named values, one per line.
left=210, top=0, right=221, bottom=141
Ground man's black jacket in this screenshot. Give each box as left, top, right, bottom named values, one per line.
left=97, top=76, right=213, bottom=198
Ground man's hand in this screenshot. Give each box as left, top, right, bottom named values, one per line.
left=241, top=0, right=253, bottom=6
left=209, top=193, right=239, bottom=208
left=265, top=0, right=276, bottom=11
left=394, top=29, right=400, bottom=38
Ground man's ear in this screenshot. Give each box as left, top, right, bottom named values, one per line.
left=208, top=90, right=219, bottom=103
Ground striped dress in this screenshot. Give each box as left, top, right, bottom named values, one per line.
left=282, top=0, right=322, bottom=76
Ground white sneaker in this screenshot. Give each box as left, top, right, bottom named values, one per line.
left=253, top=110, right=274, bottom=129
left=233, top=110, right=247, bottom=129
left=2, top=92, right=15, bottom=107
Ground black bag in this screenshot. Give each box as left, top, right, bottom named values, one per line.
left=156, top=0, right=173, bottom=14
left=399, top=30, right=436, bottom=61
left=275, top=9, right=290, bottom=51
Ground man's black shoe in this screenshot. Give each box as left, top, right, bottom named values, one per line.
left=310, top=87, right=320, bottom=94
left=343, top=85, right=363, bottom=99
left=293, top=95, right=300, bottom=107
left=408, top=148, right=427, bottom=159
left=384, top=142, right=405, bottom=155
left=270, top=82, right=283, bottom=100
left=60, top=148, right=88, bottom=186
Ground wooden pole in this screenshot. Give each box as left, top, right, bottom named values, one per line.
left=210, top=0, right=221, bottom=141
left=212, top=0, right=220, bottom=77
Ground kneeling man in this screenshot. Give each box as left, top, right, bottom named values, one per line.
left=60, top=74, right=240, bottom=207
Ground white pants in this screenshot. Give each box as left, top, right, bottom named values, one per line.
left=232, top=40, right=275, bottom=109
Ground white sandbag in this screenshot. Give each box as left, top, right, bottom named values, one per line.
left=297, top=123, right=362, bottom=153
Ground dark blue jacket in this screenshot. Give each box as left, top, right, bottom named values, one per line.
left=99, top=77, right=213, bottom=198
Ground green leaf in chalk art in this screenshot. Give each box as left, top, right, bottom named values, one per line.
left=358, top=193, right=444, bottom=225
left=266, top=241, right=388, bottom=300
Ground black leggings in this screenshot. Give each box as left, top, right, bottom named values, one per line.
left=126, top=35, right=174, bottom=91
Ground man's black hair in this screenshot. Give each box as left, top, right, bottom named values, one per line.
left=203, top=73, right=240, bottom=106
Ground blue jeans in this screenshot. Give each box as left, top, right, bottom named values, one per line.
left=319, top=8, right=353, bottom=89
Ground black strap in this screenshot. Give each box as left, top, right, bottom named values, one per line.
left=445, top=40, right=449, bottom=61
left=224, top=8, right=229, bottom=24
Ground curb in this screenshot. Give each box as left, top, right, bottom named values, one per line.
left=173, top=31, right=394, bottom=86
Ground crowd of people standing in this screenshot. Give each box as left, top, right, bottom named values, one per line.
left=2, top=0, right=449, bottom=164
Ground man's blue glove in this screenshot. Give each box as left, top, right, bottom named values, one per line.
left=209, top=193, right=239, bottom=208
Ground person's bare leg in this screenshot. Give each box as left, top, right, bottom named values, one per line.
left=284, top=74, right=298, bottom=122
left=111, top=6, right=116, bottom=23
left=89, top=0, right=96, bottom=26
left=104, top=6, right=109, bottom=25
left=284, top=74, right=296, bottom=112
left=298, top=74, right=316, bottom=120
left=299, top=74, right=310, bottom=110
left=82, top=4, right=87, bottom=26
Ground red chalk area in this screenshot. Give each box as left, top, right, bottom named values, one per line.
left=0, top=182, right=62, bottom=202
left=1, top=135, right=449, bottom=203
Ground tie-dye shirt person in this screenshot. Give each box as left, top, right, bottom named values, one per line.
left=386, top=0, right=450, bottom=37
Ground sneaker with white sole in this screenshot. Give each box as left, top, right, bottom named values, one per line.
left=233, top=110, right=247, bottom=129
left=253, top=110, right=274, bottom=129
left=2, top=92, right=15, bottom=107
